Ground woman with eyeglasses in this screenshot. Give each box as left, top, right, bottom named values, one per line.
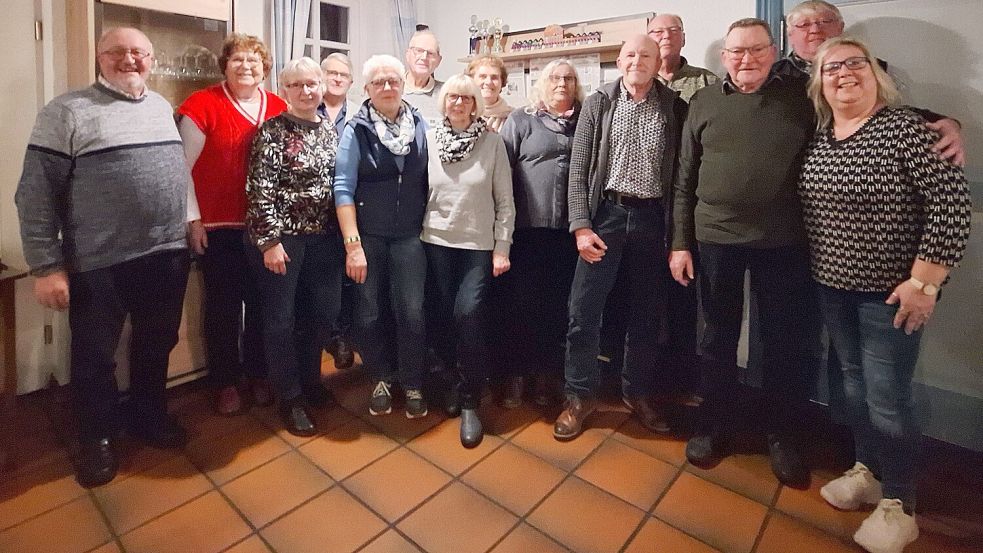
left=465, top=55, right=513, bottom=132
left=333, top=55, right=431, bottom=420
left=178, top=33, right=288, bottom=416
left=799, top=37, right=972, bottom=553
left=245, top=57, right=342, bottom=436
left=494, top=60, right=583, bottom=409
left=424, top=74, right=515, bottom=447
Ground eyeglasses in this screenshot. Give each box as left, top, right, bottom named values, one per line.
left=821, top=56, right=870, bottom=75
left=723, top=44, right=773, bottom=59
left=548, top=75, right=576, bottom=83
left=647, top=26, right=683, bottom=38
left=99, top=48, right=152, bottom=60
left=284, top=81, right=321, bottom=91
left=792, top=17, right=839, bottom=30
left=446, top=94, right=474, bottom=103
left=324, top=70, right=351, bottom=80
left=408, top=46, right=439, bottom=60
left=228, top=55, right=263, bottom=66
left=369, top=77, right=402, bottom=89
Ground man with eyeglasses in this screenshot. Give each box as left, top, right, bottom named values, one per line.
left=647, top=14, right=719, bottom=102
left=15, top=27, right=191, bottom=487
left=402, top=30, right=444, bottom=127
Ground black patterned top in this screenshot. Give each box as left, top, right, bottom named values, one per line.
left=604, top=84, right=668, bottom=199
left=798, top=106, right=972, bottom=292
left=246, top=113, right=338, bottom=250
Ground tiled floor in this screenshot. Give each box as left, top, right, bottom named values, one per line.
left=2, top=360, right=982, bottom=553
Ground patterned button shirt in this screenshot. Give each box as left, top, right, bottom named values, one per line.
left=604, top=84, right=667, bottom=199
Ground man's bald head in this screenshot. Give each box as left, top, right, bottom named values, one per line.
left=617, top=34, right=662, bottom=87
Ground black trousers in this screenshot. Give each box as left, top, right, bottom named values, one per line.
left=68, top=250, right=190, bottom=440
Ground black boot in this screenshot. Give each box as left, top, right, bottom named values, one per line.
left=77, top=437, right=119, bottom=488
left=279, top=398, right=318, bottom=437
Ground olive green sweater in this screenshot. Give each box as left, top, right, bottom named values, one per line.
left=672, top=76, right=814, bottom=250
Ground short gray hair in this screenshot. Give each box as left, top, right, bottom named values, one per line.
left=278, top=57, right=324, bottom=96
left=409, top=30, right=441, bottom=53
left=362, top=54, right=405, bottom=83
left=321, top=52, right=353, bottom=76
left=727, top=18, right=774, bottom=44
left=786, top=1, right=843, bottom=26
left=437, top=74, right=484, bottom=119
left=525, top=59, right=584, bottom=113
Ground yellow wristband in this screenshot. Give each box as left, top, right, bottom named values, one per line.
left=344, top=235, right=361, bottom=244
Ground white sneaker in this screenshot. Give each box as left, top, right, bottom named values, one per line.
left=821, top=462, right=883, bottom=510
left=854, top=498, right=919, bottom=553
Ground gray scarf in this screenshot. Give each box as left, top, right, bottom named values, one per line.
left=435, top=118, right=487, bottom=163
left=370, top=102, right=416, bottom=156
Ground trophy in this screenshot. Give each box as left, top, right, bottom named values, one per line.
left=468, top=15, right=479, bottom=56
left=491, top=18, right=505, bottom=54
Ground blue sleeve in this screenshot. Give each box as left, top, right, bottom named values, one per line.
left=333, top=126, right=361, bottom=206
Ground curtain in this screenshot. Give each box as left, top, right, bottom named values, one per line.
left=270, top=0, right=313, bottom=89
left=391, top=0, right=417, bottom=55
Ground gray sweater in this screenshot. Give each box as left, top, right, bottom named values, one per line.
left=16, top=83, right=189, bottom=274
left=422, top=130, right=515, bottom=255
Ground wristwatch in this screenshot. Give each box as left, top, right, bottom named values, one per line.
left=908, top=277, right=939, bottom=296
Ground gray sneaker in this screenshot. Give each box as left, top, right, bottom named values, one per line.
left=405, top=389, right=428, bottom=419
left=369, top=381, right=392, bottom=416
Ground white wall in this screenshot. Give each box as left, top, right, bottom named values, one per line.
left=417, top=0, right=758, bottom=81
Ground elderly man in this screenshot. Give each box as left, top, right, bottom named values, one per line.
left=15, top=27, right=191, bottom=487
left=402, top=30, right=444, bottom=127
left=774, top=0, right=964, bottom=165
left=554, top=34, right=687, bottom=441
left=671, top=19, right=817, bottom=487
left=648, top=13, right=719, bottom=102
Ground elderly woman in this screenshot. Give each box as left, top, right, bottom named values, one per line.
left=424, top=74, right=514, bottom=447
left=497, top=60, right=583, bottom=408
left=465, top=55, right=513, bottom=132
left=799, top=37, right=971, bottom=553
left=246, top=57, right=342, bottom=436
left=334, top=55, right=430, bottom=419
left=178, top=34, right=288, bottom=415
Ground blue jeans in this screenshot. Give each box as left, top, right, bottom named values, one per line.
left=250, top=233, right=343, bottom=403
left=818, top=285, right=921, bottom=510
left=354, top=234, right=427, bottom=390
left=564, top=198, right=668, bottom=400
left=424, top=243, right=493, bottom=408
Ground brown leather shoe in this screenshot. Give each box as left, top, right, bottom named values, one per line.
left=623, top=396, right=670, bottom=433
left=553, top=394, right=596, bottom=441
left=215, top=385, right=243, bottom=416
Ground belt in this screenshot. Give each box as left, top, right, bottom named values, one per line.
left=604, top=190, right=662, bottom=209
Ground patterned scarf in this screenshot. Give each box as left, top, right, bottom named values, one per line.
left=369, top=102, right=416, bottom=156
left=435, top=118, right=487, bottom=163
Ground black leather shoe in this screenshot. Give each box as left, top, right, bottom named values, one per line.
left=444, top=380, right=461, bottom=418
left=768, top=433, right=809, bottom=488
left=460, top=408, right=484, bottom=448
left=686, top=430, right=727, bottom=468
left=279, top=400, right=318, bottom=437
left=327, top=336, right=356, bottom=370
left=304, top=382, right=337, bottom=408
left=77, top=437, right=119, bottom=488
left=130, top=415, right=188, bottom=449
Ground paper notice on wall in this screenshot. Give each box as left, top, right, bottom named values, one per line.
left=569, top=54, right=601, bottom=97
left=501, top=60, right=527, bottom=107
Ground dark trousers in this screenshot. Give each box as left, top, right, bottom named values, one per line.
left=425, top=243, right=493, bottom=408
left=68, top=250, right=190, bottom=440
left=662, top=251, right=701, bottom=394
left=819, top=285, right=921, bottom=510
left=198, top=229, right=265, bottom=388
left=249, top=233, right=343, bottom=403
left=354, top=234, right=427, bottom=390
left=498, top=228, right=577, bottom=377
left=565, top=199, right=668, bottom=400
left=697, top=242, right=816, bottom=433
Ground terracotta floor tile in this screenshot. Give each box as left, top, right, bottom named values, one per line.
left=253, top=403, right=354, bottom=447
left=0, top=496, right=111, bottom=553
left=624, top=517, right=721, bottom=553
left=575, top=438, right=679, bottom=510
left=488, top=523, right=571, bottom=553
left=406, top=418, right=504, bottom=475
left=223, top=535, right=273, bottom=553
left=653, top=472, right=767, bottom=553
left=510, top=415, right=611, bottom=472
left=93, top=455, right=213, bottom=534
left=344, top=447, right=452, bottom=522
left=6, top=427, right=67, bottom=478
left=907, top=530, right=982, bottom=553
left=185, top=418, right=292, bottom=485
left=297, top=418, right=399, bottom=480
left=527, top=476, right=645, bottom=553
left=460, top=443, right=566, bottom=516
left=177, top=395, right=256, bottom=442
left=359, top=406, right=445, bottom=444
left=773, top=475, right=871, bottom=540
left=260, top=487, right=386, bottom=553
left=611, top=418, right=689, bottom=466
left=0, top=456, right=85, bottom=531
left=358, top=529, right=423, bottom=553
left=685, top=452, right=781, bottom=505
left=477, top=401, right=541, bottom=438
left=221, top=451, right=333, bottom=528
left=120, top=490, right=251, bottom=553
left=334, top=378, right=375, bottom=414
left=114, top=439, right=182, bottom=483
left=88, top=542, right=123, bottom=553
left=756, top=513, right=859, bottom=553
left=398, top=482, right=519, bottom=553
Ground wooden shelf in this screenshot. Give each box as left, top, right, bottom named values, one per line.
left=457, top=40, right=623, bottom=63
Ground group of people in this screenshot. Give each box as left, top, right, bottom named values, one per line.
left=14, top=2, right=972, bottom=553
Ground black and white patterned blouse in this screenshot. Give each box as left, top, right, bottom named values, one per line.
left=798, top=106, right=972, bottom=292
left=604, top=85, right=667, bottom=199
left=246, top=113, right=338, bottom=250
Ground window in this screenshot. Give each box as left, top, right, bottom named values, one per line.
left=300, top=0, right=355, bottom=61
